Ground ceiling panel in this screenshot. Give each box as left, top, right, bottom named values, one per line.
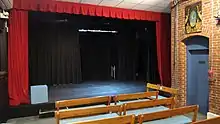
left=141, top=0, right=162, bottom=5
left=132, top=4, right=152, bottom=10
left=123, top=0, right=144, bottom=4
left=147, top=6, right=166, bottom=13
left=81, top=0, right=102, bottom=5
left=99, top=0, right=123, bottom=7
left=116, top=2, right=136, bottom=9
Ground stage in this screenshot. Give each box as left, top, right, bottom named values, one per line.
left=8, top=81, right=146, bottom=119
left=49, top=81, right=146, bottom=103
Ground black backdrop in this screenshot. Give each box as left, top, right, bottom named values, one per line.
left=0, top=19, right=7, bottom=71
left=29, top=12, right=160, bottom=85
left=29, top=20, right=82, bottom=85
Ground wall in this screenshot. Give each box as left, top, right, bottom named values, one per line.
left=171, top=0, right=220, bottom=114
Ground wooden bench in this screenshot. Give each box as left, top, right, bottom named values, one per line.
left=55, top=96, right=111, bottom=111
left=123, top=97, right=175, bottom=116
left=138, top=105, right=199, bottom=124
left=55, top=105, right=123, bottom=124
left=113, top=91, right=159, bottom=105
left=74, top=115, right=136, bottom=124
left=192, top=116, right=220, bottom=124
left=146, top=83, right=178, bottom=104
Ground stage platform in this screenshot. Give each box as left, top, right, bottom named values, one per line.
left=49, top=81, right=146, bottom=102
left=8, top=81, right=146, bottom=120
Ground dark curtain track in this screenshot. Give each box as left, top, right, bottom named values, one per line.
left=29, top=21, right=82, bottom=85
left=0, top=20, right=7, bottom=71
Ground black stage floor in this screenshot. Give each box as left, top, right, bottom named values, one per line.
left=49, top=81, right=146, bottom=103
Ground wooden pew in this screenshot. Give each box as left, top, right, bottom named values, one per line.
left=146, top=83, right=178, bottom=99
left=55, top=96, right=111, bottom=111
left=138, top=105, right=199, bottom=124
left=55, top=105, right=123, bottom=124
left=113, top=91, right=159, bottom=105
left=123, top=97, right=175, bottom=116
left=192, top=116, right=220, bottom=124
left=74, top=115, right=136, bottom=124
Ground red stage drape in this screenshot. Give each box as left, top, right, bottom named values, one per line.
left=156, top=14, right=171, bottom=87
left=9, top=0, right=171, bottom=105
left=8, top=9, right=29, bottom=106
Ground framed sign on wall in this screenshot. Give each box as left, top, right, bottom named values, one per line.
left=185, top=1, right=202, bottom=34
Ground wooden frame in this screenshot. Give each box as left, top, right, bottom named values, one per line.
left=55, top=105, right=123, bottom=124
left=138, top=105, right=199, bottom=124
left=146, top=83, right=178, bottom=96
left=113, top=91, right=159, bottom=105
left=123, top=97, right=175, bottom=115
left=55, top=96, right=111, bottom=111
left=146, top=83, right=178, bottom=103
left=73, top=115, right=136, bottom=124
left=192, top=116, right=220, bottom=124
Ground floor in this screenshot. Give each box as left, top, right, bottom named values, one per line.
left=6, top=113, right=207, bottom=124
left=49, top=81, right=146, bottom=102
left=6, top=81, right=207, bottom=123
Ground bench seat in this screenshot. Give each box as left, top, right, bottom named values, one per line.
left=60, top=113, right=119, bottom=124
left=117, top=99, right=150, bottom=105
left=59, top=104, right=106, bottom=112
left=150, top=95, right=167, bottom=99
left=126, top=106, right=169, bottom=116
left=142, top=115, right=192, bottom=124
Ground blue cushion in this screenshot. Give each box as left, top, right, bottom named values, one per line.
left=142, top=115, right=192, bottom=124
left=150, top=95, right=167, bottom=99
left=60, top=113, right=119, bottom=124
left=59, top=104, right=107, bottom=112
left=117, top=99, right=150, bottom=105
left=126, top=106, right=169, bottom=116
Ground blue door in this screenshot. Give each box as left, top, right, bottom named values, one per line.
left=187, top=50, right=209, bottom=115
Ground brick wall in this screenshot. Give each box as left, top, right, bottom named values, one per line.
left=171, top=0, right=220, bottom=114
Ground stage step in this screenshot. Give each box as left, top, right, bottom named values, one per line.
left=39, top=109, right=55, bottom=118
left=38, top=103, right=55, bottom=118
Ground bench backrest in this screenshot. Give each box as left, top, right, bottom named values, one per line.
left=55, top=105, right=123, bottom=124
left=146, top=83, right=178, bottom=96
left=123, top=97, right=175, bottom=115
left=138, top=105, right=199, bottom=124
left=114, top=91, right=159, bottom=105
left=74, top=115, right=136, bottom=124
left=192, top=116, right=220, bottom=124
left=55, top=96, right=111, bottom=110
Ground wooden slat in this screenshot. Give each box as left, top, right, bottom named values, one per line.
left=138, top=105, right=199, bottom=123
left=55, top=105, right=123, bottom=120
left=74, top=115, right=136, bottom=124
left=56, top=96, right=111, bottom=110
left=160, top=86, right=178, bottom=95
left=146, top=83, right=178, bottom=95
left=192, top=116, right=220, bottom=124
left=114, top=91, right=159, bottom=104
left=146, top=83, right=159, bottom=91
left=123, top=98, right=175, bottom=115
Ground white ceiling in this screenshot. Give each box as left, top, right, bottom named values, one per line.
left=0, top=0, right=13, bottom=9
left=58, top=0, right=171, bottom=13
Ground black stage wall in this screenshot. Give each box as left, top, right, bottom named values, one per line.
left=28, top=12, right=160, bottom=86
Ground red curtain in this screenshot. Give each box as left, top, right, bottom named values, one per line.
left=8, top=9, right=29, bottom=106
left=156, top=14, right=171, bottom=87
